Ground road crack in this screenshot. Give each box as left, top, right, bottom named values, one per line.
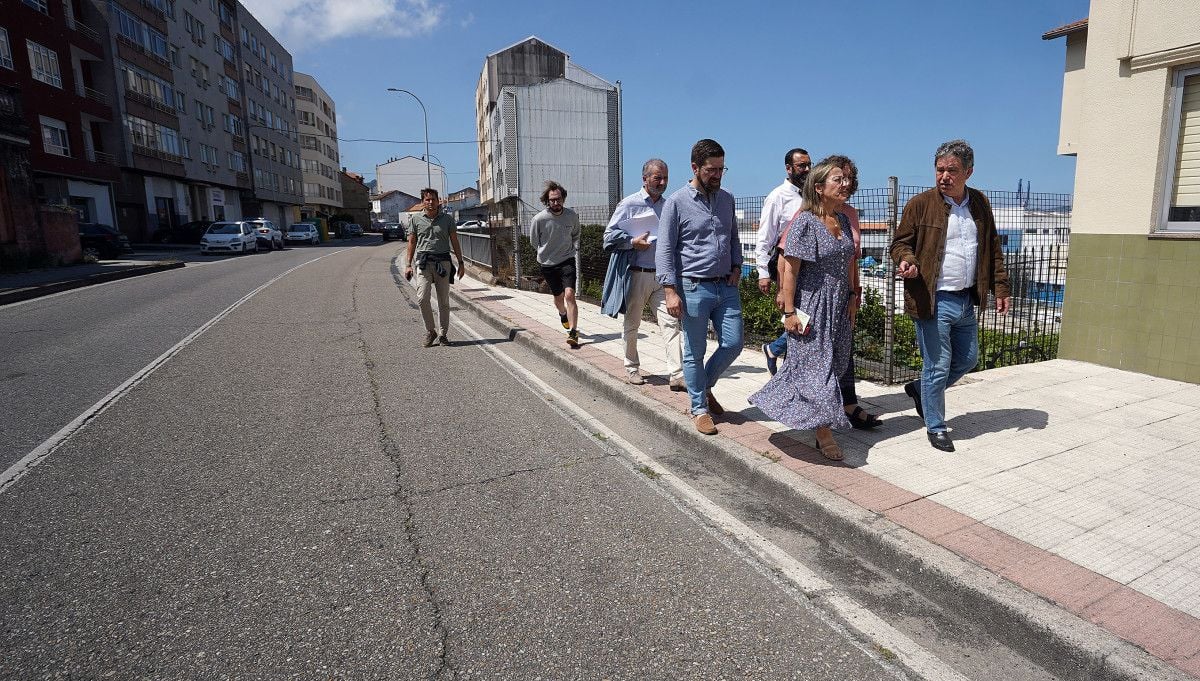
left=350, top=269, right=454, bottom=680
left=412, top=452, right=616, bottom=499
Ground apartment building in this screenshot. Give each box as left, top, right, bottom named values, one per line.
left=1, top=0, right=120, bottom=230
left=475, top=36, right=622, bottom=225
left=1045, top=2, right=1200, bottom=381
left=338, top=169, right=369, bottom=227
left=294, top=71, right=341, bottom=219
left=376, top=155, right=444, bottom=200
left=171, top=0, right=246, bottom=222
left=95, top=0, right=194, bottom=240
left=235, top=2, right=301, bottom=228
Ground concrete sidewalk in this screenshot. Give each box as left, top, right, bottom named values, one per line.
left=447, top=272, right=1200, bottom=680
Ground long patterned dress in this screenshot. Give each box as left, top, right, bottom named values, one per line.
left=749, top=210, right=855, bottom=431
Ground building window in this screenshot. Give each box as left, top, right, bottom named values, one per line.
left=21, top=0, right=48, bottom=14
left=0, top=28, right=12, bottom=70
left=26, top=40, right=61, bottom=88
left=39, top=116, right=69, bottom=156
left=1164, top=66, right=1200, bottom=232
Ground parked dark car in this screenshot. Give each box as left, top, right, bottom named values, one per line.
left=154, top=220, right=211, bottom=244
left=381, top=222, right=405, bottom=241
left=79, top=223, right=132, bottom=259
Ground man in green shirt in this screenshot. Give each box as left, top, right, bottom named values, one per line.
left=405, top=188, right=465, bottom=347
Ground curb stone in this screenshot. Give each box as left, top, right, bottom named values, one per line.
left=0, top=261, right=186, bottom=306
left=442, top=278, right=1191, bottom=681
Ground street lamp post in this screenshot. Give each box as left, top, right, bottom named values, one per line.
left=386, top=87, right=431, bottom=190
left=425, top=152, right=446, bottom=197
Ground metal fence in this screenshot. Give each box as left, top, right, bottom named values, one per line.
left=457, top=229, right=493, bottom=268
left=484, top=180, right=1071, bottom=383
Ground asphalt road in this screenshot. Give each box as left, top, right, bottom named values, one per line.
left=0, top=241, right=908, bottom=678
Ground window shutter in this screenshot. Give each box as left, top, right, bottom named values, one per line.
left=1172, top=74, right=1200, bottom=209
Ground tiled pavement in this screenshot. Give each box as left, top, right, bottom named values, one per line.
left=449, top=274, right=1200, bottom=678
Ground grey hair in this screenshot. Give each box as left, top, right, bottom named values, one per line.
left=642, top=158, right=667, bottom=177
left=935, top=139, right=974, bottom=170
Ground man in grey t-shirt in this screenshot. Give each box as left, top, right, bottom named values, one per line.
left=405, top=188, right=464, bottom=347
left=529, top=180, right=582, bottom=347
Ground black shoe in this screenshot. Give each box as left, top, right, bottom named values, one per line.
left=761, top=344, right=778, bottom=376
left=904, top=380, right=924, bottom=420
left=560, top=313, right=570, bottom=329
left=927, top=431, right=955, bottom=452
left=437, top=335, right=449, bottom=346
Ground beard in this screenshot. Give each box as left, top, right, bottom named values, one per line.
left=789, top=171, right=808, bottom=187
left=695, top=173, right=720, bottom=193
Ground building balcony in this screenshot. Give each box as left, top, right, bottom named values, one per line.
left=76, top=83, right=110, bottom=106
left=132, top=143, right=183, bottom=164
left=115, top=34, right=171, bottom=69
left=139, top=0, right=168, bottom=21
left=124, top=89, right=177, bottom=116
left=69, top=18, right=103, bottom=45
left=86, top=148, right=117, bottom=165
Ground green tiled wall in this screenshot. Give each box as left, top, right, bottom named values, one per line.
left=1061, top=234, right=1200, bottom=383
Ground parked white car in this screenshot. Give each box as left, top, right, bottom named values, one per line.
left=286, top=223, right=320, bottom=245
left=201, top=221, right=258, bottom=255
left=246, top=218, right=283, bottom=250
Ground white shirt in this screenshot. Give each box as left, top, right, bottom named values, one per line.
left=605, top=188, right=664, bottom=269
left=936, top=192, right=978, bottom=291
left=754, top=180, right=805, bottom=280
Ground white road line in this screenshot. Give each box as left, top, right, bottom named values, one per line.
left=0, top=249, right=348, bottom=495
left=448, top=306, right=967, bottom=681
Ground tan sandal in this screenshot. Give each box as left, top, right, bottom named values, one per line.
left=815, top=437, right=844, bottom=461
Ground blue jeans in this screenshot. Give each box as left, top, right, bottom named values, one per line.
left=680, top=279, right=744, bottom=415
left=767, top=331, right=788, bottom=358
left=914, top=289, right=979, bottom=433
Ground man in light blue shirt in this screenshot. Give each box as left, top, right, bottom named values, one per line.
left=603, top=159, right=684, bottom=389
left=656, top=139, right=743, bottom=435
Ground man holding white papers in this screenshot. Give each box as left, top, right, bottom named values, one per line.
left=601, top=159, right=684, bottom=389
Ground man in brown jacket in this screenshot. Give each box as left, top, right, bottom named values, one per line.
left=890, top=140, right=1010, bottom=452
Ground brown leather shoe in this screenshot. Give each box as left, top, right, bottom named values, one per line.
left=668, top=377, right=686, bottom=392
left=694, top=413, right=717, bottom=435
left=705, top=390, right=725, bottom=415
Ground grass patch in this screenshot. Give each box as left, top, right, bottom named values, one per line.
left=635, top=464, right=661, bottom=479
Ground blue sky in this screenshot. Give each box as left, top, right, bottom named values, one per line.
left=247, top=0, right=1090, bottom=200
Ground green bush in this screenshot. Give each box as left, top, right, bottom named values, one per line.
left=852, top=288, right=922, bottom=370
left=738, top=274, right=783, bottom=338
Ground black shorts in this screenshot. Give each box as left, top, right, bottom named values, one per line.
left=540, top=259, right=577, bottom=296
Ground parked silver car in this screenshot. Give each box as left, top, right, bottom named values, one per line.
left=201, top=221, right=258, bottom=255
left=247, top=218, right=283, bottom=250
left=286, top=223, right=320, bottom=245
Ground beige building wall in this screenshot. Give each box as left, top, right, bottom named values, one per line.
left=294, top=71, right=341, bottom=215
left=1053, top=0, right=1200, bottom=382
left=1056, top=34, right=1086, bottom=156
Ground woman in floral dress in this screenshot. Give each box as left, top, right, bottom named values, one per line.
left=749, top=158, right=858, bottom=460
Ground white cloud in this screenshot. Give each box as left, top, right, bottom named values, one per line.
left=241, top=0, right=442, bottom=49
